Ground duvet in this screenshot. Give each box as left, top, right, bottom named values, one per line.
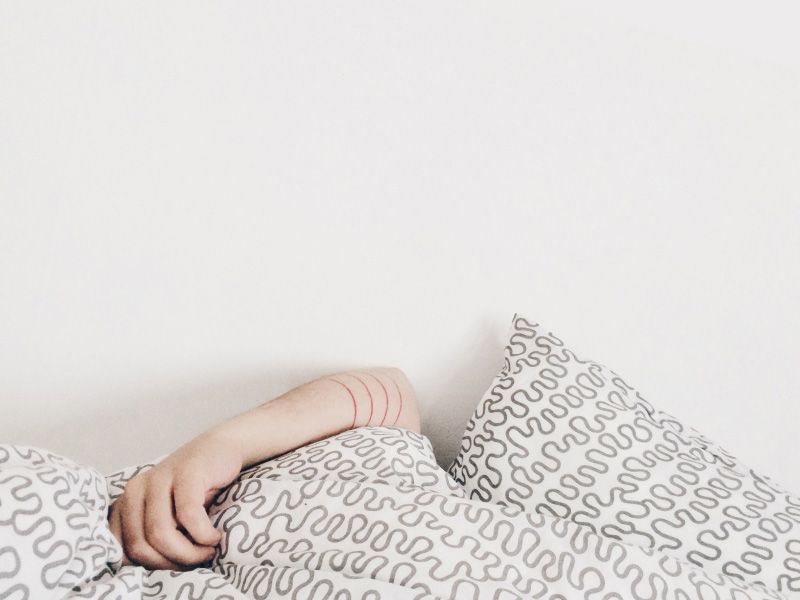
left=0, top=428, right=789, bottom=600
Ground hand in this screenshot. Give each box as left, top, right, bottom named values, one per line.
left=108, top=432, right=243, bottom=569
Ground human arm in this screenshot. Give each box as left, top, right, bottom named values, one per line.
left=108, top=367, right=419, bottom=569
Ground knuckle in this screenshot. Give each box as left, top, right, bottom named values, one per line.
left=148, top=529, right=169, bottom=549
left=127, top=473, right=147, bottom=489
left=118, top=494, right=135, bottom=512
left=173, top=494, right=196, bottom=517
left=143, top=520, right=162, bottom=542
left=172, top=468, right=198, bottom=489
left=175, top=504, right=197, bottom=525
left=147, top=470, right=171, bottom=488
left=127, top=540, right=150, bottom=562
left=124, top=483, right=145, bottom=501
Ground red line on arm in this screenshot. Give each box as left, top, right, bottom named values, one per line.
left=327, top=378, right=357, bottom=429
left=386, top=373, right=403, bottom=426
left=350, top=374, right=374, bottom=426
left=364, top=372, right=390, bottom=426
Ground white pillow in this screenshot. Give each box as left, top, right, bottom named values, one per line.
left=448, top=314, right=800, bottom=594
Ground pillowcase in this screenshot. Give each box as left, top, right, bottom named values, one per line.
left=448, top=313, right=800, bottom=594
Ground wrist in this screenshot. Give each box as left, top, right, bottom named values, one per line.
left=197, top=425, right=247, bottom=468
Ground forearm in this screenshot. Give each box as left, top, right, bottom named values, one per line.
left=199, top=367, right=420, bottom=468
left=111, top=367, right=419, bottom=569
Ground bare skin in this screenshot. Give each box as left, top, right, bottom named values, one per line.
left=108, top=367, right=420, bottom=570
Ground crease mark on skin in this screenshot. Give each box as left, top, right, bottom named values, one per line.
left=350, top=373, right=374, bottom=426
left=385, top=371, right=404, bottom=426
left=327, top=378, right=357, bottom=429
left=364, top=372, right=390, bottom=426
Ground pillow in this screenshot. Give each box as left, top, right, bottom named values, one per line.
left=217, top=425, right=466, bottom=499
left=448, top=314, right=800, bottom=594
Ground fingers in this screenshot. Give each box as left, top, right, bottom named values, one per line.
left=115, top=466, right=223, bottom=570
left=108, top=502, right=132, bottom=566
left=119, top=479, right=181, bottom=570
left=108, top=501, right=122, bottom=546
left=173, top=473, right=222, bottom=547
left=143, top=474, right=216, bottom=566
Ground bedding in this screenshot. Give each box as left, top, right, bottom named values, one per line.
left=1, top=428, right=790, bottom=599
left=449, top=313, right=800, bottom=595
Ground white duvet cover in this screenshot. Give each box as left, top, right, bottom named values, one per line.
left=0, top=428, right=789, bottom=599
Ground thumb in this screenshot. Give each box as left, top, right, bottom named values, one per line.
left=173, top=474, right=222, bottom=546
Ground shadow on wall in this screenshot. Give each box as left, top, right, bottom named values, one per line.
left=33, top=365, right=324, bottom=473
left=30, top=318, right=506, bottom=473
left=420, top=314, right=506, bottom=469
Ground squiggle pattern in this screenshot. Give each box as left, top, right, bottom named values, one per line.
left=0, top=445, right=120, bottom=599
left=0, top=423, right=793, bottom=597
left=449, top=313, right=800, bottom=595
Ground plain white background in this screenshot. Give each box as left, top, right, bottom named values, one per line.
left=1, top=3, right=798, bottom=490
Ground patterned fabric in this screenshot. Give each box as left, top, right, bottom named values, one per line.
left=0, top=446, right=121, bottom=598
left=1, top=427, right=790, bottom=599
left=104, top=428, right=464, bottom=505
left=449, top=313, right=800, bottom=595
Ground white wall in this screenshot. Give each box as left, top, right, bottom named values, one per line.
left=1, top=2, right=799, bottom=490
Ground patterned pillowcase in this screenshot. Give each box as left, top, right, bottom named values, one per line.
left=217, top=426, right=466, bottom=498
left=448, top=314, right=800, bottom=594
